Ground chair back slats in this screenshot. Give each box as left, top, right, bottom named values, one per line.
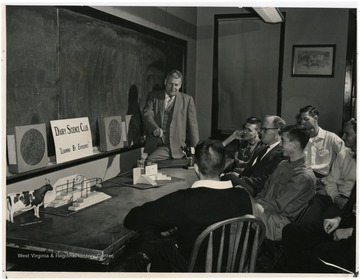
left=205, top=232, right=214, bottom=272
left=188, top=241, right=200, bottom=271
left=226, top=221, right=241, bottom=271
left=216, top=225, right=226, bottom=272
left=249, top=224, right=261, bottom=272
left=232, top=222, right=243, bottom=271
left=188, top=215, right=266, bottom=273
left=238, top=221, right=251, bottom=272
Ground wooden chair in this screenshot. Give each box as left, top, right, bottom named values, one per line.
left=187, top=215, right=266, bottom=272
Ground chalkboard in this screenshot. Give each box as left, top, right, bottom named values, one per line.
left=6, top=6, right=186, bottom=156
left=6, top=6, right=59, bottom=154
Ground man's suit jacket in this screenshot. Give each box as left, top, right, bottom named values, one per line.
left=143, top=90, right=199, bottom=158
left=222, top=143, right=285, bottom=196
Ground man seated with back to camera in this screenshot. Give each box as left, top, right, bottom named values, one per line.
left=221, top=115, right=286, bottom=197
left=255, top=125, right=316, bottom=241
left=222, top=117, right=264, bottom=173
left=123, top=139, right=264, bottom=272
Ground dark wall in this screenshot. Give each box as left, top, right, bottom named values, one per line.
left=195, top=8, right=354, bottom=139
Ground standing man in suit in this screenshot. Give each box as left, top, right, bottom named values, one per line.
left=221, top=115, right=286, bottom=196
left=143, top=69, right=199, bottom=161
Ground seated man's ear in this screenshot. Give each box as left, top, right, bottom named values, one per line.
left=292, top=140, right=300, bottom=150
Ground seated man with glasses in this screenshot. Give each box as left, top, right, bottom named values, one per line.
left=222, top=115, right=286, bottom=196
left=222, top=116, right=264, bottom=173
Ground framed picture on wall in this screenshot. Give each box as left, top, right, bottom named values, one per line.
left=292, top=44, right=336, bottom=77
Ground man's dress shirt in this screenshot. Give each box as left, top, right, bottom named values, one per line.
left=304, top=127, right=344, bottom=177
left=323, top=147, right=356, bottom=202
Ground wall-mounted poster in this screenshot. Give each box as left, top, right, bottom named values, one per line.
left=292, top=45, right=336, bottom=77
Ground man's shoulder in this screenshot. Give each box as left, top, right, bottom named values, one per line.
left=276, top=158, right=288, bottom=167
left=255, top=146, right=284, bottom=168
left=177, top=91, right=193, bottom=100
left=321, top=127, right=343, bottom=141
left=293, top=163, right=316, bottom=185
left=187, top=185, right=249, bottom=196
left=170, top=187, right=243, bottom=204
left=276, top=159, right=314, bottom=176
left=268, top=144, right=284, bottom=157
left=303, top=165, right=316, bottom=178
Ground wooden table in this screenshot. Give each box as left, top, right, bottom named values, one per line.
left=6, top=159, right=198, bottom=271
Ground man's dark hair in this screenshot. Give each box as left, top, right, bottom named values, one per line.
left=245, top=117, right=262, bottom=130
left=299, top=105, right=319, bottom=117
left=194, top=139, right=225, bottom=176
left=166, top=69, right=183, bottom=81
left=282, top=125, right=310, bottom=150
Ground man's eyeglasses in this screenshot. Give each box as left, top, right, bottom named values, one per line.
left=260, top=127, right=278, bottom=132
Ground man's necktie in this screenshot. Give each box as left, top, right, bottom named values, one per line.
left=258, top=145, right=270, bottom=161
left=252, top=145, right=269, bottom=166
left=165, top=96, right=174, bottom=111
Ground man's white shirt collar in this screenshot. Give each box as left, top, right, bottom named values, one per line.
left=314, top=127, right=326, bottom=139
left=252, top=140, right=281, bottom=165
left=191, top=180, right=233, bottom=190
left=268, top=140, right=281, bottom=151
left=165, top=93, right=175, bottom=99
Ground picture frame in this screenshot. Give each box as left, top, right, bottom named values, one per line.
left=292, top=44, right=336, bottom=77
